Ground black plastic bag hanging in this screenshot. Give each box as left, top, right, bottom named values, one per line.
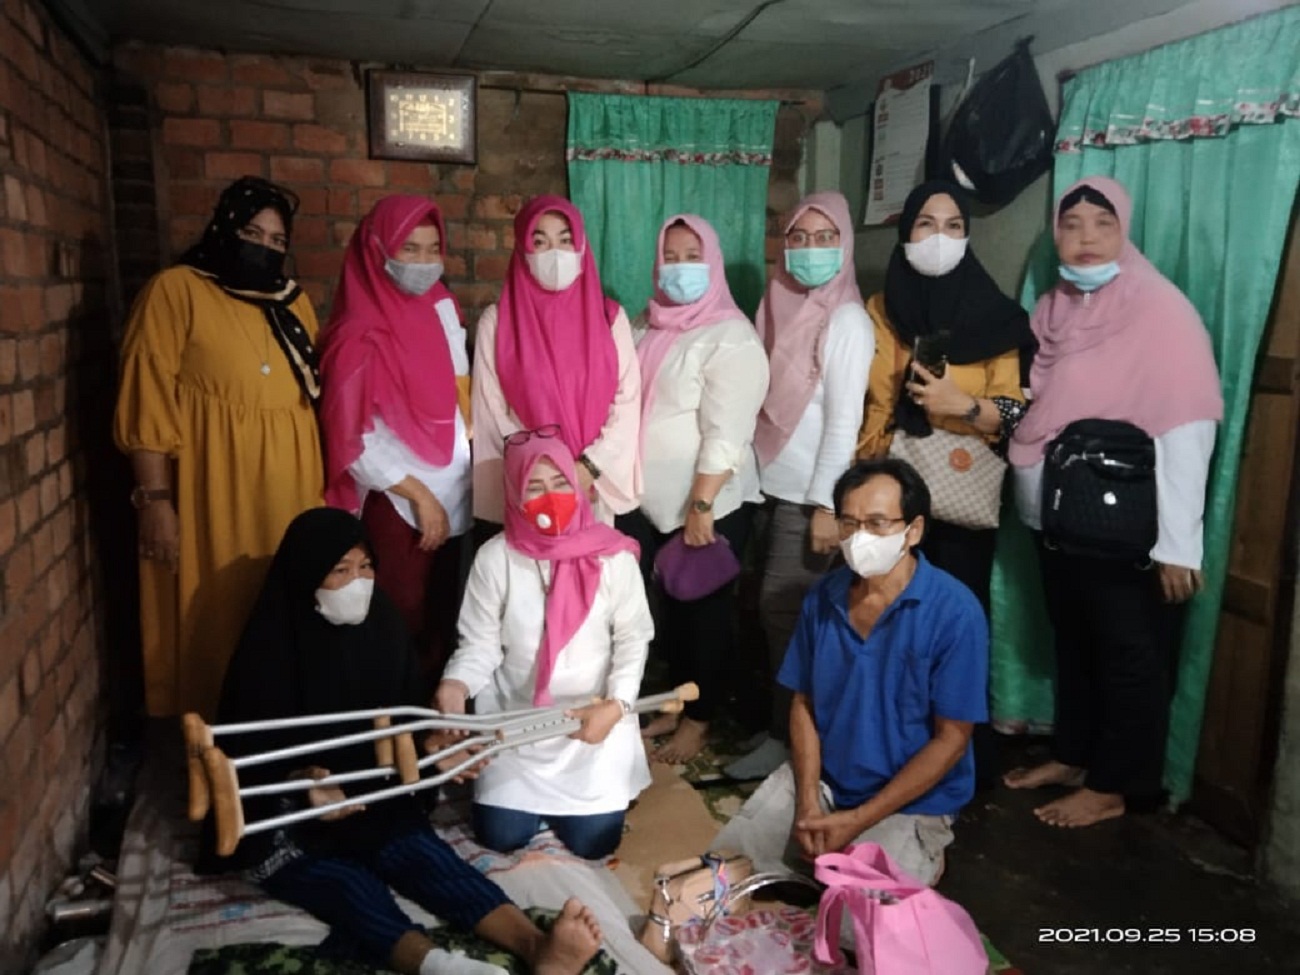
left=936, top=38, right=1056, bottom=208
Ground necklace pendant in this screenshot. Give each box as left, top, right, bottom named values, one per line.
left=260, top=362, right=271, bottom=376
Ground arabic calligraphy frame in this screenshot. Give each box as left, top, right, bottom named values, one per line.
left=367, top=70, right=478, bottom=164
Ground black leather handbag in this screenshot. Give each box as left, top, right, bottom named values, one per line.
left=1041, top=419, right=1157, bottom=561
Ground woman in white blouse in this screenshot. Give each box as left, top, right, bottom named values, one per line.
left=437, top=433, right=652, bottom=859
left=619, top=214, right=770, bottom=764
left=727, top=192, right=874, bottom=781
left=471, top=195, right=640, bottom=529
left=1004, top=177, right=1222, bottom=829
left=320, top=195, right=472, bottom=679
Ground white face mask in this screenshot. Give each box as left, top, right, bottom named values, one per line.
left=902, top=233, right=968, bottom=278
left=840, top=528, right=910, bottom=579
left=315, top=577, right=374, bottom=626
left=527, top=249, right=583, bottom=291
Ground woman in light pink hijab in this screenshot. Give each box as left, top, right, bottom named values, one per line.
left=728, top=192, right=875, bottom=782
left=619, top=214, right=769, bottom=765
left=1004, top=176, right=1222, bottom=830
left=437, top=433, right=652, bottom=859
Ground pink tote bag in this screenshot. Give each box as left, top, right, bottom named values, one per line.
left=812, top=843, right=988, bottom=975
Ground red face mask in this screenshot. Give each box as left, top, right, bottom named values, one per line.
left=521, top=491, right=578, bottom=535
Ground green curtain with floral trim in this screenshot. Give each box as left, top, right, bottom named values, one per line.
left=566, top=93, right=777, bottom=318
left=989, top=5, right=1300, bottom=804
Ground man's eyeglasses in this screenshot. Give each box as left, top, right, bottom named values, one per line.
left=504, top=424, right=562, bottom=449
left=786, top=229, right=840, bottom=247
left=837, top=515, right=907, bottom=537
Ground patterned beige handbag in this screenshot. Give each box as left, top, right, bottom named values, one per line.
left=887, top=427, right=1005, bottom=530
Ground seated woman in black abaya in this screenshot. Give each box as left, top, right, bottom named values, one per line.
left=207, top=507, right=603, bottom=975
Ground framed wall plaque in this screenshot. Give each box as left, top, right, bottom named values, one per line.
left=367, top=70, right=477, bottom=164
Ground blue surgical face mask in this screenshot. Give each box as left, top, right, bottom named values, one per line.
left=1059, top=261, right=1121, bottom=293
left=385, top=258, right=444, bottom=296
left=658, top=262, right=710, bottom=304
left=785, top=247, right=843, bottom=288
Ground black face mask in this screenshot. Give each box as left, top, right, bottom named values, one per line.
left=226, top=240, right=287, bottom=292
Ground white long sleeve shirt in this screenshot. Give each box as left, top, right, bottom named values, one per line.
left=1013, top=419, right=1217, bottom=569
left=442, top=537, right=654, bottom=815
left=635, top=316, right=771, bottom=532
left=759, top=302, right=874, bottom=509
left=347, top=296, right=472, bottom=536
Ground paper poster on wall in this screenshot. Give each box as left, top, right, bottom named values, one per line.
left=863, top=61, right=934, bottom=226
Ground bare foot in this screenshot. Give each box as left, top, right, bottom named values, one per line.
left=652, top=717, right=709, bottom=764
left=1003, top=760, right=1085, bottom=790
left=534, top=898, right=601, bottom=975
left=640, top=713, right=679, bottom=740
left=1034, top=787, right=1124, bottom=828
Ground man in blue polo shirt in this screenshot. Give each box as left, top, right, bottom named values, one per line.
left=713, top=458, right=988, bottom=884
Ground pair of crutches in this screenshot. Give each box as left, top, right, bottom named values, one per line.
left=183, top=683, right=699, bottom=856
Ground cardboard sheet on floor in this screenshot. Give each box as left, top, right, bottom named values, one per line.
left=613, top=759, right=723, bottom=910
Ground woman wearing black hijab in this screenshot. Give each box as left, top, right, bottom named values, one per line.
left=209, top=507, right=603, bottom=975
left=856, top=180, right=1035, bottom=608
left=114, top=176, right=324, bottom=722
left=856, top=182, right=1035, bottom=788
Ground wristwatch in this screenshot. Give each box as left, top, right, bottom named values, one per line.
left=960, top=397, right=982, bottom=423
left=617, top=699, right=633, bottom=716
left=577, top=452, right=602, bottom=481
left=130, top=486, right=171, bottom=509
left=690, top=498, right=714, bottom=514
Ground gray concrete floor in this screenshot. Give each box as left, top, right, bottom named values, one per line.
left=939, top=737, right=1300, bottom=974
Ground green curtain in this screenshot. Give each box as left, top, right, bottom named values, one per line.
left=566, top=93, right=778, bottom=318
left=990, top=6, right=1300, bottom=803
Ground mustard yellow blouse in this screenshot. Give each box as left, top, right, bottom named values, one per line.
left=856, top=292, right=1024, bottom=458
left=114, top=267, right=324, bottom=717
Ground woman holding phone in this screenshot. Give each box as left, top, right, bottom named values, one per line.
left=856, top=181, right=1034, bottom=787
left=856, top=181, right=1034, bottom=610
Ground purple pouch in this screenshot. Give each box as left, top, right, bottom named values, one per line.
left=653, top=533, right=741, bottom=601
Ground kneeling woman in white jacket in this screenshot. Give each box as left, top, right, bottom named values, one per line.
left=436, top=431, right=653, bottom=859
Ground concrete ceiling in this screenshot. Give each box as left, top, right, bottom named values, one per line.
left=87, top=0, right=1072, bottom=91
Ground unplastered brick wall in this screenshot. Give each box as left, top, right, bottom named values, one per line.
left=110, top=42, right=820, bottom=326
left=0, top=0, right=116, bottom=969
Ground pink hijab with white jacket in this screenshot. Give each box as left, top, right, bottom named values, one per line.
left=1008, top=176, right=1223, bottom=469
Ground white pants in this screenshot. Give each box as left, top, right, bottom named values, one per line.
left=711, top=762, right=954, bottom=886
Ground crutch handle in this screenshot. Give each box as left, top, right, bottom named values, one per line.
left=656, top=682, right=700, bottom=713
left=394, top=731, right=420, bottom=785
left=203, top=747, right=246, bottom=857
left=182, top=713, right=214, bottom=821
left=374, top=715, right=395, bottom=767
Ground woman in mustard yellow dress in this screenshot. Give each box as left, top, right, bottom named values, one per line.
left=114, top=177, right=324, bottom=719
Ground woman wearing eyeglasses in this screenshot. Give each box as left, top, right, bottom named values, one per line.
left=618, top=214, right=769, bottom=765
left=436, top=431, right=652, bottom=859
left=471, top=196, right=641, bottom=530
left=727, top=192, right=875, bottom=782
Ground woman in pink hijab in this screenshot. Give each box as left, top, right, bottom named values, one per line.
left=471, top=196, right=641, bottom=528
left=1004, top=177, right=1223, bottom=829
left=318, top=194, right=471, bottom=681
left=619, top=214, right=769, bottom=764
left=437, top=432, right=652, bottom=859
left=727, top=191, right=874, bottom=781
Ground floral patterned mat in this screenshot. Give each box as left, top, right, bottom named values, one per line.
left=187, top=907, right=618, bottom=975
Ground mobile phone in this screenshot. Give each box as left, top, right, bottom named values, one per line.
left=913, top=332, right=949, bottom=378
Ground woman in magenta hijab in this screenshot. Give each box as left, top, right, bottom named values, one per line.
left=437, top=432, right=652, bottom=859
left=471, top=196, right=641, bottom=528
left=319, top=195, right=471, bottom=681
left=1004, top=177, right=1223, bottom=828
left=619, top=214, right=769, bottom=764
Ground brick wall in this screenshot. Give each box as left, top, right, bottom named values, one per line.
left=110, top=43, right=820, bottom=325
left=0, top=0, right=117, bottom=969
